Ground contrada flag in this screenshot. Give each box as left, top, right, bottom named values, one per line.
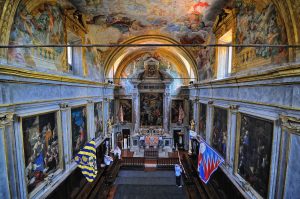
left=198, top=140, right=224, bottom=184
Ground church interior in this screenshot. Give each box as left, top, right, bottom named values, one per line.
left=0, top=0, right=300, bottom=198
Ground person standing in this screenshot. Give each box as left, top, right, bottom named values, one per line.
left=175, top=164, right=182, bottom=188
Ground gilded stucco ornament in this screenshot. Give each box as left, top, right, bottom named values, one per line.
left=280, top=115, right=300, bottom=132
left=0, top=112, right=14, bottom=127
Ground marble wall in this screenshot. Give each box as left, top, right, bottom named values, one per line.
left=190, top=64, right=300, bottom=198
left=0, top=70, right=113, bottom=198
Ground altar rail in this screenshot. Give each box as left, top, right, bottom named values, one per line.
left=157, top=158, right=180, bottom=169
left=121, top=157, right=145, bottom=168
left=144, top=148, right=159, bottom=159
left=121, top=157, right=180, bottom=168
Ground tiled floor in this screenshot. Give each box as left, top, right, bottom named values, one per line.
left=113, top=170, right=187, bottom=199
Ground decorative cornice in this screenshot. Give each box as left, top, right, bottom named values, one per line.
left=0, top=112, right=14, bottom=127
left=280, top=115, right=300, bottom=132
left=0, top=65, right=108, bottom=86
left=194, top=63, right=300, bottom=87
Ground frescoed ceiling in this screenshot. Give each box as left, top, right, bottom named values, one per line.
left=69, top=0, right=230, bottom=80
left=71, top=0, right=228, bottom=45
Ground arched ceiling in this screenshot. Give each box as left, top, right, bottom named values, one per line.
left=104, top=35, right=198, bottom=82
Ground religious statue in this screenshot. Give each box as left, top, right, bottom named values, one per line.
left=118, top=105, right=124, bottom=123
left=107, top=119, right=112, bottom=135
left=178, top=105, right=185, bottom=124
left=190, top=120, right=195, bottom=131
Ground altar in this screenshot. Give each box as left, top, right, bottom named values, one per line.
left=131, top=127, right=173, bottom=157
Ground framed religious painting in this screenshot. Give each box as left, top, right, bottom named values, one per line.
left=21, top=112, right=61, bottom=194
left=235, top=113, right=273, bottom=198
left=211, top=106, right=228, bottom=158
left=171, top=100, right=185, bottom=124
left=140, top=93, right=163, bottom=126
left=199, top=103, right=207, bottom=139
left=118, top=99, right=132, bottom=123
left=71, top=106, right=88, bottom=157
left=94, top=102, right=104, bottom=139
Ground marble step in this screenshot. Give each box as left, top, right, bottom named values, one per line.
left=118, top=170, right=175, bottom=178
left=115, top=176, right=176, bottom=185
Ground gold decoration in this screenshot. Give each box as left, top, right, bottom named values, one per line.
left=0, top=112, right=14, bottom=127
left=280, top=115, right=300, bottom=132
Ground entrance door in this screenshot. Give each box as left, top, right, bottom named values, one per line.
left=122, top=129, right=130, bottom=149
left=173, top=130, right=184, bottom=150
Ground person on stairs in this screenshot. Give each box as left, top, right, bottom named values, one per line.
left=175, top=164, right=182, bottom=188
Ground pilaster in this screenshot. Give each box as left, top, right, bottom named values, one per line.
left=0, top=112, right=17, bottom=199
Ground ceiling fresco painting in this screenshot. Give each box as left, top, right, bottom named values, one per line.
left=235, top=1, right=288, bottom=62
left=71, top=0, right=227, bottom=46
left=8, top=2, right=65, bottom=70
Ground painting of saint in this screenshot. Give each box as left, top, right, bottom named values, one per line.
left=212, top=107, right=228, bottom=158
left=119, top=99, right=132, bottom=123
left=199, top=103, right=207, bottom=139
left=171, top=100, right=185, bottom=124
left=237, top=114, right=273, bottom=198
left=140, top=93, right=163, bottom=126
left=94, top=102, right=103, bottom=139
left=8, top=2, right=65, bottom=70
left=71, top=107, right=87, bottom=157
left=235, top=2, right=287, bottom=63
left=22, top=112, right=59, bottom=193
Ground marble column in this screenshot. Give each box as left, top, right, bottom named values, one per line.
left=206, top=101, right=214, bottom=144
left=0, top=112, right=17, bottom=199
left=163, top=91, right=171, bottom=133
left=103, top=98, right=109, bottom=137
left=193, top=98, right=200, bottom=133
left=275, top=115, right=300, bottom=199
left=59, top=103, right=72, bottom=169
left=228, top=105, right=239, bottom=171
left=132, top=91, right=140, bottom=134
left=87, top=100, right=95, bottom=140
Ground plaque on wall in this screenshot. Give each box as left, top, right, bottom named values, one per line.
left=119, top=99, right=132, bottom=123
left=140, top=93, right=163, bottom=126
left=237, top=114, right=273, bottom=198
left=22, top=112, right=59, bottom=193
left=71, top=106, right=88, bottom=157
left=212, top=107, right=228, bottom=158
left=171, top=100, right=185, bottom=124
left=199, top=103, right=207, bottom=139
left=94, top=102, right=103, bottom=138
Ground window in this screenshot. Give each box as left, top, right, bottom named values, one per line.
left=217, top=30, right=232, bottom=79
left=67, top=43, right=73, bottom=70
left=67, top=31, right=83, bottom=76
